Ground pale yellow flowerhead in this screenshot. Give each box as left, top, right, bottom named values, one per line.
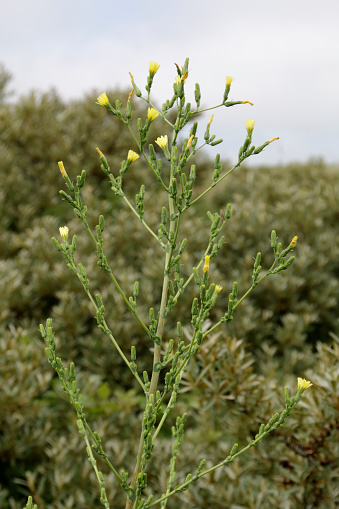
left=174, top=76, right=182, bottom=86
left=59, top=226, right=69, bottom=240
left=203, top=255, right=210, bottom=272
left=149, top=61, right=160, bottom=76
left=298, top=377, right=313, bottom=391
left=226, top=76, right=233, bottom=87
left=246, top=120, right=255, bottom=134
left=155, top=135, right=168, bottom=150
left=58, top=161, right=67, bottom=177
left=127, top=150, right=139, bottom=163
left=147, top=107, right=159, bottom=122
left=215, top=285, right=223, bottom=293
left=96, top=93, right=109, bottom=106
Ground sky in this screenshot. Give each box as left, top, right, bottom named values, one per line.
left=1, top=0, right=338, bottom=167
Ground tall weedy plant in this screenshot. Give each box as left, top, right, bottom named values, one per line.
left=34, top=59, right=312, bottom=509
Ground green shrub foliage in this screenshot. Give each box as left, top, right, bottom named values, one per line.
left=0, top=66, right=338, bottom=507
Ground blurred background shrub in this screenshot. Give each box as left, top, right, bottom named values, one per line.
left=0, top=67, right=338, bottom=508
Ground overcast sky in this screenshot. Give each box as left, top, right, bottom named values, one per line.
left=1, top=0, right=338, bottom=166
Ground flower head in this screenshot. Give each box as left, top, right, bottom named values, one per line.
left=208, top=115, right=214, bottom=126
left=58, top=161, right=67, bottom=177
left=215, top=284, right=223, bottom=293
left=226, top=76, right=233, bottom=87
left=96, top=147, right=104, bottom=158
left=147, top=107, right=159, bottom=122
left=203, top=255, right=210, bottom=272
left=246, top=120, right=255, bottom=134
left=59, top=226, right=69, bottom=241
left=155, top=135, right=168, bottom=150
left=127, top=150, right=139, bottom=163
left=149, top=61, right=160, bottom=76
left=96, top=93, right=109, bottom=107
left=298, top=377, right=313, bottom=392
left=174, top=76, right=182, bottom=86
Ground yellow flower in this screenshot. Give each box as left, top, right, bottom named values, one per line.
left=127, top=150, right=139, bottom=163
left=155, top=135, right=168, bottom=150
left=174, top=76, right=182, bottom=86
left=226, top=76, right=233, bottom=87
left=96, top=93, right=109, bottom=106
left=246, top=120, right=255, bottom=134
left=203, top=256, right=210, bottom=272
left=208, top=115, right=214, bottom=126
left=215, top=285, right=223, bottom=293
left=96, top=147, right=104, bottom=157
left=298, top=377, right=313, bottom=391
left=147, top=107, right=159, bottom=122
left=59, top=226, right=69, bottom=240
left=290, top=236, right=298, bottom=247
left=58, top=161, right=67, bottom=177
left=149, top=61, right=160, bottom=75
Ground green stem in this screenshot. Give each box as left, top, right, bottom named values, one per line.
left=182, top=161, right=241, bottom=211
left=139, top=96, right=174, bottom=129
left=147, top=411, right=290, bottom=508
left=82, top=217, right=159, bottom=343
left=84, top=288, right=146, bottom=393
left=125, top=132, right=178, bottom=509
left=152, top=373, right=182, bottom=441
left=173, top=245, right=211, bottom=302
left=83, top=422, right=122, bottom=482
left=204, top=259, right=281, bottom=339
left=122, top=194, right=166, bottom=248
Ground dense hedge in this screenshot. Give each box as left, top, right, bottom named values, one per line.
left=0, top=70, right=338, bottom=507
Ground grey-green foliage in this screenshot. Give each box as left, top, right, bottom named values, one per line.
left=2, top=327, right=338, bottom=508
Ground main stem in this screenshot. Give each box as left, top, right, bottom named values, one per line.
left=125, top=145, right=176, bottom=509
